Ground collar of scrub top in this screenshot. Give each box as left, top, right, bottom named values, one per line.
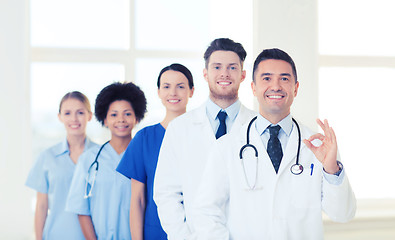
left=255, top=114, right=293, bottom=151
left=57, top=137, right=92, bottom=157
left=206, top=98, right=241, bottom=133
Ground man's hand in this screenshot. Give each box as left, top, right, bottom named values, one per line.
left=303, top=119, right=339, bottom=174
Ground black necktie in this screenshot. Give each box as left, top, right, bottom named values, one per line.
left=215, top=111, right=227, bottom=139
left=267, top=125, right=283, bottom=173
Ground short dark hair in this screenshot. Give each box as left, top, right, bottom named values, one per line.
left=252, top=48, right=297, bottom=83
left=203, top=38, right=247, bottom=68
left=157, top=63, right=194, bottom=89
left=94, top=82, right=147, bottom=125
left=59, top=91, right=91, bottom=113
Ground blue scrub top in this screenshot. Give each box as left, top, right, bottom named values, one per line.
left=25, top=138, right=98, bottom=240
left=66, top=142, right=131, bottom=240
left=117, top=123, right=167, bottom=240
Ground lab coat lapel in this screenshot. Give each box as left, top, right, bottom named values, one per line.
left=192, top=103, right=216, bottom=141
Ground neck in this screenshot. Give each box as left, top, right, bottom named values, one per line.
left=109, top=135, right=132, bottom=154
left=67, top=134, right=86, bottom=148
left=210, top=95, right=238, bottom=110
left=260, top=111, right=289, bottom=125
left=161, top=108, right=186, bottom=129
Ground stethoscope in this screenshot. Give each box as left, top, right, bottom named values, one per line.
left=239, top=116, right=303, bottom=190
left=84, top=140, right=110, bottom=199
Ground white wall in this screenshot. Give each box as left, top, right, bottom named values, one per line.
left=253, top=0, right=318, bottom=130
left=0, top=0, right=33, bottom=239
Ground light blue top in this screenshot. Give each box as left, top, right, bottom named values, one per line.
left=117, top=123, right=167, bottom=240
left=66, top=142, right=131, bottom=240
left=206, top=99, right=241, bottom=134
left=255, top=114, right=344, bottom=184
left=25, top=138, right=98, bottom=240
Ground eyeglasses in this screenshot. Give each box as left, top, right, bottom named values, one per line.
left=84, top=141, right=109, bottom=199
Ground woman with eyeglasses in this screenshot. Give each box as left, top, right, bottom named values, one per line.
left=66, top=82, right=147, bottom=240
left=116, top=63, right=194, bottom=240
left=26, top=91, right=98, bottom=240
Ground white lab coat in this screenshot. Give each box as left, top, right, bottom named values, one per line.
left=153, top=102, right=256, bottom=240
left=192, top=119, right=356, bottom=240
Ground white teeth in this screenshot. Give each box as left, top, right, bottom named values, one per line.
left=268, top=95, right=283, bottom=99
left=168, top=100, right=180, bottom=103
left=218, top=82, right=231, bottom=86
left=70, top=125, right=79, bottom=128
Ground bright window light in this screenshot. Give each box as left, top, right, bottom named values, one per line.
left=319, top=0, right=395, bottom=56
left=30, top=0, right=130, bottom=49
left=319, top=67, right=395, bottom=198
left=135, top=0, right=210, bottom=51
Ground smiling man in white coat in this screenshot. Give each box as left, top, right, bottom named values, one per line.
left=193, top=48, right=356, bottom=240
left=153, top=38, right=256, bottom=240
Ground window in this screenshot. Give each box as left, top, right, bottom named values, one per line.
left=319, top=0, right=395, bottom=198
left=30, top=0, right=253, bottom=158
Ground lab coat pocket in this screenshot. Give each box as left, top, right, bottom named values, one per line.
left=290, top=169, right=321, bottom=209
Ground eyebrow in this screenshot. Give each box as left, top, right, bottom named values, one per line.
left=211, top=62, right=240, bottom=66
left=260, top=73, right=292, bottom=77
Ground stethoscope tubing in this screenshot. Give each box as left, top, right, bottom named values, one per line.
left=88, top=140, right=110, bottom=172
left=239, top=116, right=303, bottom=176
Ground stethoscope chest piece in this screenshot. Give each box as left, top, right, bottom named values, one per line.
left=290, top=163, right=303, bottom=175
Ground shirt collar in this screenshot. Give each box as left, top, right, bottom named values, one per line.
left=256, top=114, right=293, bottom=137
left=58, top=138, right=70, bottom=156
left=206, top=98, right=241, bottom=121
left=57, top=137, right=91, bottom=156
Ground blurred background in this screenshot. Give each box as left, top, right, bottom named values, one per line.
left=1, top=0, right=394, bottom=239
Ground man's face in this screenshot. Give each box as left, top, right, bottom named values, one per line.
left=203, top=50, right=246, bottom=103
left=251, top=59, right=299, bottom=123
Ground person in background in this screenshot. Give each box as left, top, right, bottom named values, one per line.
left=117, top=63, right=194, bottom=240
left=66, top=82, right=147, bottom=240
left=153, top=38, right=256, bottom=239
left=26, top=91, right=98, bottom=240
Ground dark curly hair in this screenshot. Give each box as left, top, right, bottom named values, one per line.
left=94, top=82, right=147, bottom=126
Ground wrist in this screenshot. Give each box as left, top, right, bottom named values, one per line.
left=324, top=161, right=343, bottom=175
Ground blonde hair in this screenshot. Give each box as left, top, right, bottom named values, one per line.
left=59, top=91, right=91, bottom=113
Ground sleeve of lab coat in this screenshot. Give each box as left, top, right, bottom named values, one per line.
left=153, top=123, right=192, bottom=240
left=192, top=141, right=230, bottom=240
left=322, top=165, right=356, bottom=223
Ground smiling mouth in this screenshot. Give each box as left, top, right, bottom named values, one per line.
left=116, top=126, right=129, bottom=130
left=69, top=124, right=80, bottom=129
left=217, top=81, right=231, bottom=86
left=168, top=99, right=180, bottom=103
left=267, top=95, right=284, bottom=99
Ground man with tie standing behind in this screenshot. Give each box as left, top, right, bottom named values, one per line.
left=192, top=48, right=356, bottom=240
left=153, top=38, right=256, bottom=240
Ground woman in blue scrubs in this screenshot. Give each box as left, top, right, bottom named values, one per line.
left=66, top=82, right=146, bottom=240
left=26, top=91, right=98, bottom=240
left=117, top=63, right=194, bottom=240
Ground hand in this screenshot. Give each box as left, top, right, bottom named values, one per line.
left=303, top=119, right=339, bottom=174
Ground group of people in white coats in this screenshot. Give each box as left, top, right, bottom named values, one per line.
left=26, top=37, right=356, bottom=240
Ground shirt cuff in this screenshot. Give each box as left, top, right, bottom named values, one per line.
left=323, top=161, right=345, bottom=185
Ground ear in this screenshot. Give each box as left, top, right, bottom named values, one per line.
left=189, top=87, right=195, bottom=98
left=251, top=81, right=257, bottom=96
left=241, top=70, right=246, bottom=83
left=104, top=118, right=108, bottom=128
left=87, top=112, right=93, bottom=122
left=58, top=113, right=62, bottom=122
left=203, top=68, right=208, bottom=83
left=294, top=81, right=299, bottom=97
